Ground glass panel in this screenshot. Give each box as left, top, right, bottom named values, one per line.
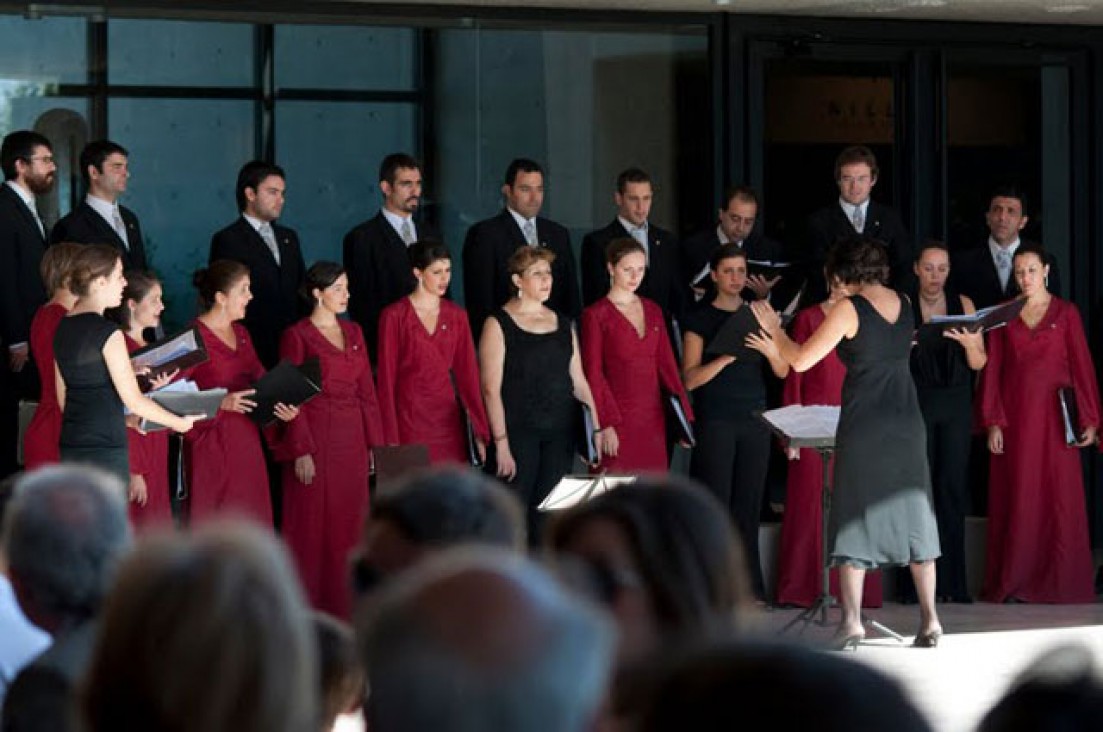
left=433, top=27, right=709, bottom=304
left=274, top=101, right=417, bottom=266
left=0, top=15, right=86, bottom=86
left=274, top=25, right=417, bottom=91
left=108, top=20, right=255, bottom=87
left=109, top=99, right=256, bottom=330
left=10, top=98, right=91, bottom=226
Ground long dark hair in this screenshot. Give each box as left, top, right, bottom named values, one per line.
left=106, top=270, right=160, bottom=331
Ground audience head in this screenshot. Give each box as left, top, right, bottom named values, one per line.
left=407, top=241, right=452, bottom=298
left=235, top=160, right=286, bottom=221
left=352, top=467, right=524, bottom=600
left=68, top=244, right=126, bottom=307
left=709, top=242, right=748, bottom=298
left=546, top=477, right=750, bottom=667
left=39, top=242, right=84, bottom=297
left=80, top=140, right=130, bottom=200
left=719, top=185, right=759, bottom=243
left=825, top=235, right=889, bottom=286
left=1, top=130, right=55, bottom=192
left=605, top=238, right=647, bottom=294
left=913, top=240, right=951, bottom=296
left=81, top=521, right=317, bottom=732
left=359, top=547, right=614, bottom=732
left=194, top=259, right=251, bottom=318
left=106, top=269, right=163, bottom=333
left=301, top=261, right=349, bottom=316
left=508, top=246, right=556, bottom=303
left=987, top=185, right=1030, bottom=246
left=378, top=153, right=422, bottom=215
left=502, top=158, right=545, bottom=220
left=979, top=644, right=1103, bottom=732
left=1011, top=241, right=1050, bottom=297
left=313, top=612, right=365, bottom=732
left=834, top=145, right=879, bottom=207
left=640, top=641, right=932, bottom=732
left=1, top=465, right=131, bottom=633
left=614, top=168, right=653, bottom=228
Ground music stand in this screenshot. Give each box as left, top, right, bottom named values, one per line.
left=759, top=406, right=904, bottom=643
left=538, top=474, right=638, bottom=512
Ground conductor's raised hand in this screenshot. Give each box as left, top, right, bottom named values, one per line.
left=222, top=389, right=257, bottom=414
left=987, top=425, right=1004, bottom=455
left=745, top=330, right=780, bottom=359
left=273, top=403, right=300, bottom=422
left=750, top=300, right=782, bottom=337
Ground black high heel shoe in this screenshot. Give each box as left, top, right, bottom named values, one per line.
left=912, top=629, right=942, bottom=648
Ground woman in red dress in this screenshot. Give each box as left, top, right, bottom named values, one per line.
left=580, top=238, right=692, bottom=472
left=279, top=261, right=384, bottom=617
left=186, top=260, right=299, bottom=526
left=108, top=270, right=175, bottom=532
left=978, top=243, right=1100, bottom=603
left=775, top=276, right=883, bottom=608
left=376, top=241, right=489, bottom=465
left=22, top=243, right=82, bottom=469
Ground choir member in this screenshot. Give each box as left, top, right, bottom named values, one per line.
left=775, top=274, right=883, bottom=608
left=682, top=243, right=789, bottom=601
left=978, top=243, right=1100, bottom=603
left=278, top=261, right=385, bottom=618
left=107, top=270, right=176, bottom=531
left=54, top=245, right=199, bottom=482
left=580, top=237, right=692, bottom=472
left=186, top=260, right=299, bottom=526
left=480, top=245, right=602, bottom=540
left=376, top=241, right=489, bottom=464
left=22, top=243, right=82, bottom=469
left=752, top=237, right=942, bottom=649
left=908, top=242, right=986, bottom=603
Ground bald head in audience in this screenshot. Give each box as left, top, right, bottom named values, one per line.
left=359, top=547, right=614, bottom=732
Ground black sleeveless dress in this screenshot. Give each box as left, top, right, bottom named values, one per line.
left=54, top=312, right=129, bottom=482
left=830, top=293, right=940, bottom=568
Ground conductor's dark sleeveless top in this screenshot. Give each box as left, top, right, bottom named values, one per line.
left=492, top=309, right=576, bottom=436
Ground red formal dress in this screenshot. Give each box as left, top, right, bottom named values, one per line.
left=977, top=298, right=1099, bottom=603
left=278, top=319, right=384, bottom=618
left=775, top=305, right=883, bottom=607
left=376, top=298, right=490, bottom=463
left=22, top=302, right=67, bottom=469
left=184, top=321, right=272, bottom=526
left=580, top=297, right=692, bottom=472
left=123, top=334, right=173, bottom=531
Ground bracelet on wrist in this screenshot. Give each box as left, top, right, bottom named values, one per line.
left=493, top=433, right=508, bottom=443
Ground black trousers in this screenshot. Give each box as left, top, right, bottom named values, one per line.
left=508, top=429, right=576, bottom=546
left=690, top=416, right=771, bottom=599
left=0, top=355, right=39, bottom=479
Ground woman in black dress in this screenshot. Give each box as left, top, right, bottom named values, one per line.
left=479, top=245, right=602, bottom=539
left=752, top=237, right=943, bottom=648
left=682, top=243, right=789, bottom=601
left=54, top=245, right=200, bottom=482
left=909, top=242, right=986, bottom=602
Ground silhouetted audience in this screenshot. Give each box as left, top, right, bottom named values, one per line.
left=312, top=612, right=365, bottom=732
left=80, top=521, right=317, bottom=732
left=978, top=645, right=1103, bottom=732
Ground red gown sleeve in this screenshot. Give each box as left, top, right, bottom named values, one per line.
left=273, top=324, right=317, bottom=461
left=30, top=307, right=56, bottom=402
left=351, top=323, right=385, bottom=447
left=580, top=304, right=622, bottom=428
left=977, top=324, right=1009, bottom=429
left=1063, top=303, right=1101, bottom=434
left=782, top=309, right=812, bottom=407
left=451, top=310, right=490, bottom=443
left=127, top=430, right=152, bottom=478
left=653, top=303, right=694, bottom=421
left=375, top=305, right=402, bottom=445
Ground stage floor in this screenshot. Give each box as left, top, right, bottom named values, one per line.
left=753, top=601, right=1103, bottom=732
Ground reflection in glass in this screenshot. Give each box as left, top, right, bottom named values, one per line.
left=275, top=25, right=417, bottom=91
left=109, top=19, right=254, bottom=87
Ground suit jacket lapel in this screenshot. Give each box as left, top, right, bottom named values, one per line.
left=4, top=185, right=44, bottom=243
left=375, top=213, right=405, bottom=251
left=501, top=210, right=528, bottom=249
left=83, top=202, right=127, bottom=250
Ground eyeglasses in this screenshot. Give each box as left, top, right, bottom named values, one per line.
left=24, top=155, right=54, bottom=165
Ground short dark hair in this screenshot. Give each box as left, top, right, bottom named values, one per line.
left=300, top=261, right=346, bottom=306
left=710, top=242, right=748, bottom=271
left=407, top=240, right=451, bottom=272
left=106, top=270, right=161, bottom=331
left=504, top=158, right=543, bottom=187
left=378, top=153, right=420, bottom=187
left=40, top=242, right=85, bottom=296
left=69, top=244, right=122, bottom=297
left=80, top=140, right=128, bottom=186
left=721, top=185, right=759, bottom=210
left=1011, top=241, right=1048, bottom=267
left=826, top=236, right=890, bottom=286
left=235, top=160, right=285, bottom=212
left=989, top=185, right=1029, bottom=215
left=915, top=239, right=950, bottom=262
left=1, top=130, right=52, bottom=181
left=834, top=145, right=879, bottom=181
left=605, top=237, right=646, bottom=267
left=616, top=167, right=651, bottom=194
left=193, top=260, right=250, bottom=313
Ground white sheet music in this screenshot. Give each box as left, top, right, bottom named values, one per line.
left=760, top=404, right=840, bottom=441
left=538, top=474, right=637, bottom=512
left=131, top=329, right=200, bottom=369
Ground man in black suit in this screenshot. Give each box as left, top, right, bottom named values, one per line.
left=209, top=161, right=305, bottom=368
left=462, top=158, right=580, bottom=341
left=580, top=167, right=684, bottom=320
left=805, top=145, right=912, bottom=301
left=681, top=185, right=787, bottom=305
left=344, top=152, right=441, bottom=358
left=0, top=131, right=53, bottom=478
left=2, top=466, right=131, bottom=732
left=951, top=186, right=1061, bottom=310
left=49, top=140, right=147, bottom=271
